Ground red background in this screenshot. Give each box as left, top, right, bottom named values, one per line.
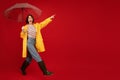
left=0, top=0, right=120, bottom=80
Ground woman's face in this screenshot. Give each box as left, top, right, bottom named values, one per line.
left=28, top=16, right=33, bottom=24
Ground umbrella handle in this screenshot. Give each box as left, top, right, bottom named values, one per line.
left=21, top=8, right=24, bottom=22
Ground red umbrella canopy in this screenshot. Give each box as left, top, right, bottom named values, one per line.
left=4, top=3, right=42, bottom=22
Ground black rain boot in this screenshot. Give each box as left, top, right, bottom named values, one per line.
left=20, top=60, right=30, bottom=75
left=38, top=61, right=53, bottom=76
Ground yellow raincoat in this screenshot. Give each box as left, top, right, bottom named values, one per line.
left=20, top=17, right=52, bottom=58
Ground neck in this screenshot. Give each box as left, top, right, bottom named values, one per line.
left=28, top=22, right=33, bottom=25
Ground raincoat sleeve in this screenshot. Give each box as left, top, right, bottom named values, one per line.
left=37, top=17, right=52, bottom=29
left=20, top=26, right=27, bottom=38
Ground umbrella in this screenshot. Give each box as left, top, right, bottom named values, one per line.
left=4, top=3, right=42, bottom=22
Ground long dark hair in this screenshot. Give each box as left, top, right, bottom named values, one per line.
left=25, top=14, right=34, bottom=24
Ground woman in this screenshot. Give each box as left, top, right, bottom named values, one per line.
left=20, top=14, right=55, bottom=76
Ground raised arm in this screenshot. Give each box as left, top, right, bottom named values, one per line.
left=37, top=15, right=55, bottom=29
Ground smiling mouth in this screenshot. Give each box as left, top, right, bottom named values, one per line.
left=29, top=20, right=32, bottom=22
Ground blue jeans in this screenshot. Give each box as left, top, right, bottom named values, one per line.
left=26, top=37, right=42, bottom=63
